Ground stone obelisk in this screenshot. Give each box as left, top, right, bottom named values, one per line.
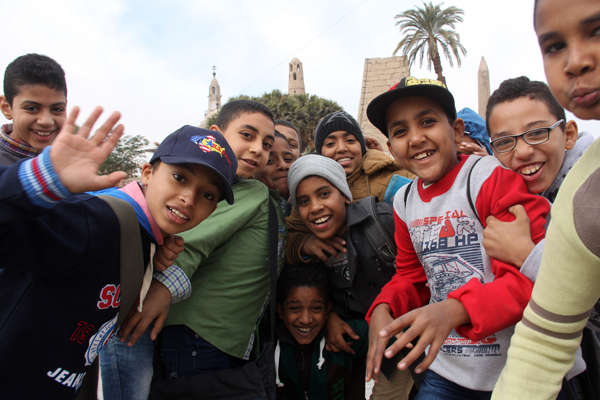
left=478, top=57, right=490, bottom=119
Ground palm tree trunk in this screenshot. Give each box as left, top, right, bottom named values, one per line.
left=432, top=53, right=446, bottom=87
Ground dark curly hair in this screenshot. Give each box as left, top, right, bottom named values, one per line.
left=276, top=263, right=331, bottom=304
left=486, top=76, right=566, bottom=135
left=3, top=54, right=67, bottom=106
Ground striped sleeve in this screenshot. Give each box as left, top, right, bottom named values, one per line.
left=153, top=265, right=192, bottom=303
left=17, top=147, right=72, bottom=208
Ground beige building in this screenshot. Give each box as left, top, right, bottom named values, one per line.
left=289, top=57, right=306, bottom=95
left=357, top=56, right=410, bottom=150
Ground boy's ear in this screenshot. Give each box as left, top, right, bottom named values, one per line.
left=209, top=125, right=222, bottom=133
left=345, top=196, right=351, bottom=206
left=275, top=302, right=284, bottom=320
left=140, top=163, right=153, bottom=186
left=563, top=120, right=578, bottom=151
left=453, top=118, right=466, bottom=144
left=326, top=301, right=333, bottom=315
left=386, top=139, right=399, bottom=162
left=0, top=96, right=12, bottom=120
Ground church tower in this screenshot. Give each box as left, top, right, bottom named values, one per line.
left=288, top=58, right=305, bottom=95
left=207, top=66, right=221, bottom=116
left=200, top=66, right=222, bottom=128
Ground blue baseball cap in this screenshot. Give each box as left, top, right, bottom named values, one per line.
left=457, top=107, right=493, bottom=155
left=150, top=126, right=238, bottom=204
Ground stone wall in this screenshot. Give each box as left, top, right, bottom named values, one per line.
left=357, top=56, right=410, bottom=150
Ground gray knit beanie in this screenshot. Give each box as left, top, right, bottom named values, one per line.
left=288, top=154, right=353, bottom=211
left=314, top=110, right=366, bottom=155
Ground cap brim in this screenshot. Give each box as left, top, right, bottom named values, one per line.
left=367, top=85, right=456, bottom=136
left=156, top=155, right=235, bottom=205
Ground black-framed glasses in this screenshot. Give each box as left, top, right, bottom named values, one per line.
left=491, top=119, right=565, bottom=153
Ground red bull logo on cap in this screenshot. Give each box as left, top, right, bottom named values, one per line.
left=190, top=135, right=232, bottom=167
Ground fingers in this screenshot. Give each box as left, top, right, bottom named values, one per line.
left=75, top=106, right=104, bottom=139
left=150, top=313, right=167, bottom=341
left=342, top=323, right=360, bottom=340
left=326, top=236, right=347, bottom=253
left=119, top=304, right=142, bottom=343
left=508, top=204, right=529, bottom=221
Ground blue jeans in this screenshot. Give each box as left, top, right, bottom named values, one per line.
left=415, top=370, right=492, bottom=400
left=99, top=327, right=155, bottom=400
left=159, top=325, right=248, bottom=378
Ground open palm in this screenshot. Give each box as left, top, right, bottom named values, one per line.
left=50, top=106, right=127, bottom=193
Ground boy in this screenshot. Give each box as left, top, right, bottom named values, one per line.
left=456, top=107, right=493, bottom=157
left=0, top=53, right=66, bottom=165
left=0, top=107, right=237, bottom=399
left=274, top=263, right=369, bottom=400
left=483, top=77, right=593, bottom=274
left=288, top=154, right=414, bottom=399
left=492, top=1, right=600, bottom=398
left=254, top=131, right=296, bottom=216
left=286, top=110, right=413, bottom=265
left=156, top=100, right=287, bottom=381
left=275, top=119, right=302, bottom=159
left=364, top=76, right=550, bottom=397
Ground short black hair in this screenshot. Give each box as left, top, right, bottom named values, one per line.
left=215, top=100, right=274, bottom=132
left=3, top=54, right=67, bottom=106
left=486, top=76, right=566, bottom=135
left=274, top=130, right=292, bottom=150
left=275, top=119, right=303, bottom=151
left=276, top=263, right=330, bottom=304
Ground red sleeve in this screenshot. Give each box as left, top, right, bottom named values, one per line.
left=366, top=210, right=430, bottom=324
left=448, top=166, right=550, bottom=339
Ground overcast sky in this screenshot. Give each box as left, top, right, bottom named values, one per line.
left=1, top=0, right=597, bottom=145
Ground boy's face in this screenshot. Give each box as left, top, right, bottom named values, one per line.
left=386, top=96, right=464, bottom=186
left=535, top=0, right=600, bottom=119
left=296, top=176, right=350, bottom=240
left=276, top=286, right=332, bottom=346
left=489, top=97, right=577, bottom=194
left=321, top=130, right=363, bottom=176
left=211, top=112, right=275, bottom=179
left=254, top=135, right=295, bottom=199
left=141, top=162, right=221, bottom=237
left=276, top=124, right=301, bottom=159
left=0, top=84, right=66, bottom=150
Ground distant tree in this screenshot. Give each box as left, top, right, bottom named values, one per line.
left=99, top=134, right=149, bottom=177
left=393, top=1, right=466, bottom=87
left=206, top=90, right=343, bottom=152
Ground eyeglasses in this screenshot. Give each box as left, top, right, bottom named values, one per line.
left=491, top=119, right=564, bottom=153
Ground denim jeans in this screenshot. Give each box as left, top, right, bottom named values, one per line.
left=415, top=370, right=492, bottom=400
left=159, top=324, right=248, bottom=378
left=99, top=327, right=155, bottom=400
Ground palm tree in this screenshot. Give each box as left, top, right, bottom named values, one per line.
left=393, top=2, right=467, bottom=87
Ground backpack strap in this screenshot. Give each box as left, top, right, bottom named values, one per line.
left=356, top=196, right=397, bottom=268
left=466, top=157, right=485, bottom=225
left=75, top=195, right=144, bottom=400
left=403, top=181, right=413, bottom=207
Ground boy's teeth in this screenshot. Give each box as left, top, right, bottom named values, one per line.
left=168, top=207, right=189, bottom=220
left=32, top=129, right=53, bottom=137
left=314, top=216, right=331, bottom=225
left=296, top=327, right=313, bottom=333
left=414, top=151, right=434, bottom=160
left=337, top=158, right=351, bottom=163
left=519, top=164, right=542, bottom=175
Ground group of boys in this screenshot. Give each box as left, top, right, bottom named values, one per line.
left=2, top=0, right=600, bottom=397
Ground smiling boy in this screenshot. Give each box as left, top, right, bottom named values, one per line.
left=254, top=130, right=296, bottom=202
left=156, top=100, right=288, bottom=383
left=364, top=77, right=550, bottom=398
left=274, top=263, right=369, bottom=400
left=0, top=108, right=237, bottom=399
left=0, top=54, right=67, bottom=165
left=492, top=1, right=600, bottom=398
